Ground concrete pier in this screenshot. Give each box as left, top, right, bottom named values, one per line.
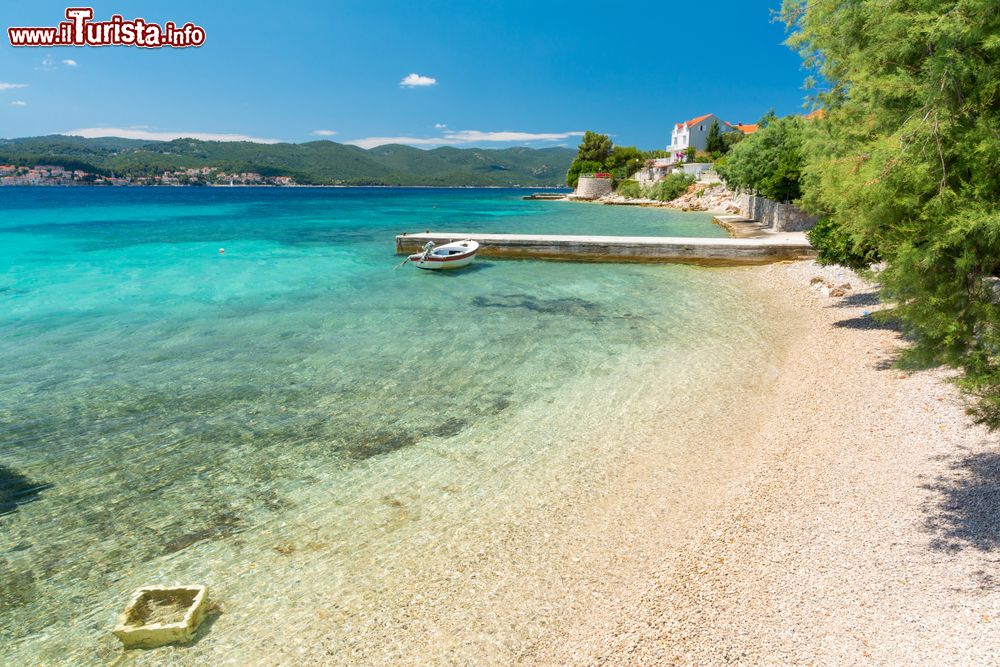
left=396, top=232, right=814, bottom=266
left=712, top=214, right=772, bottom=238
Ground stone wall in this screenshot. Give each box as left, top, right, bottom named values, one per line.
left=733, top=192, right=818, bottom=232
left=573, top=176, right=613, bottom=200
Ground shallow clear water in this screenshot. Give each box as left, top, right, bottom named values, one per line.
left=0, top=187, right=772, bottom=664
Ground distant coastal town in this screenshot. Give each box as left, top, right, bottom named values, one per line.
left=0, top=164, right=295, bottom=187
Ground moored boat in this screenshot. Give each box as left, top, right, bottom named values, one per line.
left=408, top=239, right=479, bottom=270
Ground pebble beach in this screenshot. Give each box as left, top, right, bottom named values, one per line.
left=527, top=260, right=1000, bottom=665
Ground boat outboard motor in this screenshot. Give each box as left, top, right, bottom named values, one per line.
left=420, top=241, right=435, bottom=260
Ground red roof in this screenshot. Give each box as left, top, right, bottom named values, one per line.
left=804, top=109, right=826, bottom=120
left=675, top=113, right=713, bottom=129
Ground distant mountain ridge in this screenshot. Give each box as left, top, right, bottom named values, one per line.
left=0, top=135, right=576, bottom=186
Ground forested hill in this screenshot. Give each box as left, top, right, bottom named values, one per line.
left=0, top=135, right=576, bottom=186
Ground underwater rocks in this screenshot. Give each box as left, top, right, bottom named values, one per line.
left=471, top=293, right=600, bottom=317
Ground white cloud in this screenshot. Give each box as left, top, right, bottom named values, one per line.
left=38, top=54, right=55, bottom=71
left=62, top=59, right=78, bottom=67
left=347, top=136, right=448, bottom=149
left=0, top=83, right=28, bottom=91
left=66, top=127, right=282, bottom=143
left=346, top=129, right=584, bottom=150
left=444, top=130, right=584, bottom=143
left=10, top=100, right=27, bottom=107
left=310, top=129, right=337, bottom=136
left=434, top=123, right=447, bottom=129
left=400, top=73, right=437, bottom=88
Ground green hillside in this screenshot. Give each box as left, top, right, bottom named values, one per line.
left=0, top=135, right=575, bottom=186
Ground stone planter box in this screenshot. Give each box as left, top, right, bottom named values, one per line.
left=112, top=584, right=209, bottom=649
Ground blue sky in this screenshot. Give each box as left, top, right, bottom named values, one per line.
left=0, top=1, right=808, bottom=150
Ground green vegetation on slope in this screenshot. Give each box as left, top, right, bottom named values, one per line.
left=615, top=173, right=695, bottom=201
left=0, top=136, right=576, bottom=186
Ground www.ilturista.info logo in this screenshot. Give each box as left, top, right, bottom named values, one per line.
left=8, top=8, right=205, bottom=48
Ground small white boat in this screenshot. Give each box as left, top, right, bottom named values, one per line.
left=408, top=239, right=479, bottom=270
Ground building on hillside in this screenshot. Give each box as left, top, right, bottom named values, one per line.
left=665, top=113, right=758, bottom=164
left=635, top=159, right=674, bottom=187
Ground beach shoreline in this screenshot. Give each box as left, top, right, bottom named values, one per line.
left=115, top=259, right=1000, bottom=666
left=526, top=260, right=1000, bottom=665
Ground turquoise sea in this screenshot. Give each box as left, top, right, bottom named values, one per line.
left=0, top=187, right=782, bottom=664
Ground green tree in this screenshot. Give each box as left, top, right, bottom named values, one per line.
left=722, top=131, right=744, bottom=152
left=606, top=145, right=645, bottom=180
left=705, top=120, right=725, bottom=154
left=782, top=0, right=1000, bottom=425
left=757, top=109, right=777, bottom=129
left=716, top=115, right=804, bottom=201
left=576, top=131, right=613, bottom=164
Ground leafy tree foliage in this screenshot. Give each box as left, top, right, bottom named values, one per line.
left=722, top=132, right=745, bottom=152
left=716, top=115, right=805, bottom=201
left=705, top=120, right=726, bottom=154
left=782, top=0, right=1000, bottom=425
left=605, top=146, right=645, bottom=181
left=806, top=216, right=881, bottom=270
left=757, top=109, right=777, bottom=129
left=564, top=132, right=657, bottom=186
left=576, top=131, right=614, bottom=164
left=565, top=159, right=604, bottom=188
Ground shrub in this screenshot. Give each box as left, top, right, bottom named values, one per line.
left=644, top=173, right=695, bottom=202
left=615, top=179, right=642, bottom=198
left=806, top=217, right=880, bottom=270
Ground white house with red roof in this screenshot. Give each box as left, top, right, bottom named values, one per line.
left=666, top=113, right=758, bottom=163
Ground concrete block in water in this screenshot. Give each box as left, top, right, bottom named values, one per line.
left=112, top=584, right=208, bottom=649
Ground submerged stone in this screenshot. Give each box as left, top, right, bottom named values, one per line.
left=431, top=418, right=467, bottom=438
left=161, top=512, right=243, bottom=555
left=471, top=293, right=601, bottom=317
left=347, top=430, right=419, bottom=459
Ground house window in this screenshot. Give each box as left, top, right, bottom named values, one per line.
left=700, top=125, right=704, bottom=131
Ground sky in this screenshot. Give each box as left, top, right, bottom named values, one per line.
left=0, top=1, right=809, bottom=150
